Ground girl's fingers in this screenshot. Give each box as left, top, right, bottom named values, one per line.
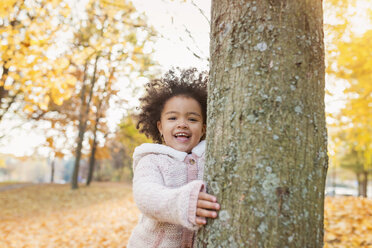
left=195, top=216, right=207, bottom=225
left=196, top=192, right=220, bottom=222
left=196, top=207, right=218, bottom=218
left=198, top=192, right=217, bottom=202
left=197, top=199, right=220, bottom=210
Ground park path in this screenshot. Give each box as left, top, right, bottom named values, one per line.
left=0, top=183, right=36, bottom=192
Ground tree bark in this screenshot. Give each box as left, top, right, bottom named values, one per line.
left=357, top=172, right=362, bottom=196
left=71, top=56, right=99, bottom=190
left=361, top=171, right=368, bottom=198
left=50, top=159, right=55, bottom=183
left=86, top=113, right=99, bottom=186
left=357, top=171, right=368, bottom=197
left=197, top=1, right=328, bottom=247
left=86, top=68, right=112, bottom=186
left=0, top=62, right=20, bottom=122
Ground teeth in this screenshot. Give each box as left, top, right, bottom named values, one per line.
left=175, top=133, right=189, bottom=137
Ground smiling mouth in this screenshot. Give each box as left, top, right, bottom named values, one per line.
left=174, top=133, right=191, bottom=141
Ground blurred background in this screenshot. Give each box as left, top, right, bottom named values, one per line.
left=0, top=0, right=371, bottom=247
left=0, top=0, right=370, bottom=197
left=0, top=0, right=210, bottom=186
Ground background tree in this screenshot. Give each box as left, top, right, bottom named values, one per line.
left=18, top=0, right=156, bottom=189
left=45, top=136, right=65, bottom=183
left=116, top=114, right=152, bottom=177
left=197, top=1, right=327, bottom=247
left=88, top=115, right=151, bottom=182
left=334, top=32, right=372, bottom=197
left=325, top=0, right=372, bottom=197
left=0, top=0, right=76, bottom=126
left=85, top=69, right=114, bottom=186
left=69, top=0, right=155, bottom=189
left=339, top=144, right=369, bottom=197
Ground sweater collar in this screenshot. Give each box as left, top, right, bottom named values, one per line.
left=133, top=140, right=206, bottom=163
left=190, top=140, right=206, bottom=158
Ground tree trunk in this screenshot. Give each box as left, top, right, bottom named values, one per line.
left=197, top=1, right=328, bottom=247
left=86, top=68, right=111, bottom=186
left=357, top=171, right=368, bottom=197
left=71, top=56, right=99, bottom=190
left=71, top=87, right=87, bottom=189
left=50, top=159, right=55, bottom=183
left=86, top=117, right=99, bottom=186
left=0, top=62, right=20, bottom=123
left=356, top=172, right=362, bottom=196
left=361, top=171, right=368, bottom=198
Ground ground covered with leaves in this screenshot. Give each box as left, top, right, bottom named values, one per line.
left=0, top=183, right=371, bottom=248
left=324, top=196, right=372, bottom=248
left=0, top=183, right=139, bottom=248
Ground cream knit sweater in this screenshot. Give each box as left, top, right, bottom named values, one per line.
left=127, top=140, right=206, bottom=248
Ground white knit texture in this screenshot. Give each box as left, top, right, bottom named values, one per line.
left=127, top=141, right=206, bottom=248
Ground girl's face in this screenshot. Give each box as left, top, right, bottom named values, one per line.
left=157, top=95, right=206, bottom=153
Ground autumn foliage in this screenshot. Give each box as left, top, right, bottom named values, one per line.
left=324, top=0, right=372, bottom=197
left=0, top=0, right=76, bottom=118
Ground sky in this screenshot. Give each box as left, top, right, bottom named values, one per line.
left=0, top=0, right=369, bottom=157
left=133, top=0, right=210, bottom=70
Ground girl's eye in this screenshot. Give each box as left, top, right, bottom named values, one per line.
left=168, top=117, right=176, bottom=120
left=189, top=118, right=197, bottom=122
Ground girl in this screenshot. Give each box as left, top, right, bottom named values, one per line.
left=127, top=68, right=220, bottom=248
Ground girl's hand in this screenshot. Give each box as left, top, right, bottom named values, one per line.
left=195, top=192, right=220, bottom=225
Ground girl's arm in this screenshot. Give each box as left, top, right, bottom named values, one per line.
left=132, top=155, right=204, bottom=230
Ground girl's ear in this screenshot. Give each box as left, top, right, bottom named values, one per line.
left=157, top=120, right=163, bottom=135
left=200, top=124, right=207, bottom=141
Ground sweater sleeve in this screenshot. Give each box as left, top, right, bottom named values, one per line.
left=132, top=155, right=204, bottom=231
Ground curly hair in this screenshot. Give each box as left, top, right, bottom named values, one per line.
left=136, top=68, right=208, bottom=143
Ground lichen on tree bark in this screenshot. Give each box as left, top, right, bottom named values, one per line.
left=196, top=1, right=328, bottom=247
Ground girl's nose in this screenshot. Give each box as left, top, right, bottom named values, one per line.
left=177, top=120, right=188, bottom=128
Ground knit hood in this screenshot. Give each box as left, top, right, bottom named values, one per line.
left=133, top=140, right=206, bottom=170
